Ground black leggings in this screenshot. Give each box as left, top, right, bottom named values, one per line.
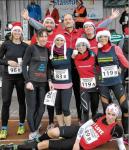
left=25, top=83, right=47, bottom=132
left=49, top=126, right=79, bottom=150
left=72, top=64, right=81, bottom=120
left=80, top=89, right=99, bottom=122
left=55, top=88, right=72, bottom=116
left=1, top=78, right=26, bottom=126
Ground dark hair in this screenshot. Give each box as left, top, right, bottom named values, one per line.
left=37, top=29, right=48, bottom=37
left=125, top=3, right=129, bottom=7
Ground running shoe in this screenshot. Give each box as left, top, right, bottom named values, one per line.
left=0, top=129, right=7, bottom=139
left=17, top=126, right=25, bottom=135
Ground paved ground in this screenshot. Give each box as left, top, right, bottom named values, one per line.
left=0, top=87, right=128, bottom=149
left=0, top=87, right=103, bottom=118
left=0, top=120, right=127, bottom=150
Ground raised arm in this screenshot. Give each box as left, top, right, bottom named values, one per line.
left=21, top=9, right=44, bottom=30
left=97, top=9, right=120, bottom=28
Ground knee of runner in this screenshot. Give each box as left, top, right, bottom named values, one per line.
left=62, top=109, right=70, bottom=116
left=56, top=109, right=62, bottom=115
left=101, top=95, right=110, bottom=103
left=120, top=100, right=128, bottom=114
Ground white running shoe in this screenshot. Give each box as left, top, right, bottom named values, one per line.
left=29, top=131, right=40, bottom=140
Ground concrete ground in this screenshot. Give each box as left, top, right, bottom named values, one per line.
left=0, top=87, right=103, bottom=118
left=0, top=87, right=128, bottom=150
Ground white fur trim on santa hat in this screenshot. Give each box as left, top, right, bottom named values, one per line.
left=11, top=26, right=22, bottom=33
left=75, top=38, right=90, bottom=49
left=96, top=30, right=111, bottom=41
left=83, top=21, right=95, bottom=28
left=106, top=103, right=120, bottom=117
left=43, top=17, right=55, bottom=27
left=50, top=34, right=67, bottom=60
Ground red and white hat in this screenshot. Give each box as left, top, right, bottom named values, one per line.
left=50, top=33, right=67, bottom=59
left=49, top=0, right=54, bottom=4
left=96, top=28, right=111, bottom=41
left=83, top=18, right=95, bottom=29
left=9, top=22, right=22, bottom=34
left=77, top=0, right=83, bottom=4
left=106, top=103, right=121, bottom=117
left=124, top=27, right=129, bottom=35
left=75, top=38, right=90, bottom=49
left=43, top=15, right=55, bottom=27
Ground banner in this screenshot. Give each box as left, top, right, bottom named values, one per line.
left=54, top=0, right=103, bottom=19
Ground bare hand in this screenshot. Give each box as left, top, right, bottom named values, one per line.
left=72, top=143, right=80, bottom=150
left=21, top=9, right=30, bottom=20
left=26, top=82, right=34, bottom=90
left=110, top=9, right=120, bottom=19
left=48, top=81, right=54, bottom=91
left=8, top=60, right=19, bottom=67
left=72, top=50, right=78, bottom=59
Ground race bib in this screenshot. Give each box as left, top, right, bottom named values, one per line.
left=83, top=126, right=99, bottom=144
left=80, top=77, right=96, bottom=89
left=8, top=66, right=22, bottom=74
left=44, top=90, right=57, bottom=106
left=54, top=69, right=69, bottom=80
left=101, top=65, right=118, bottom=78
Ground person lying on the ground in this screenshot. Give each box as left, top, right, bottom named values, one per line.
left=0, top=103, right=126, bottom=150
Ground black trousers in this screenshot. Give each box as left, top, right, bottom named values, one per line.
left=55, top=88, right=72, bottom=116
left=49, top=126, right=80, bottom=150
left=25, top=83, right=47, bottom=132
left=1, top=78, right=26, bottom=126
left=71, top=60, right=81, bottom=120
left=80, top=89, right=99, bottom=122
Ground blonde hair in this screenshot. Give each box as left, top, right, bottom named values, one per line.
left=10, top=33, right=23, bottom=42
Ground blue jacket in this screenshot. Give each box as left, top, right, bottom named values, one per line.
left=27, top=3, right=41, bottom=21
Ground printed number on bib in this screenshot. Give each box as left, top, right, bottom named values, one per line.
left=8, top=66, right=22, bottom=74
left=80, top=77, right=96, bottom=89
left=44, top=90, right=57, bottom=106
left=83, top=126, right=99, bottom=144
left=101, top=65, right=118, bottom=78
left=54, top=69, right=69, bottom=80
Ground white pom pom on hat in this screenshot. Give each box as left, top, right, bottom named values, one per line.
left=11, top=22, right=23, bottom=33
left=96, top=27, right=111, bottom=42
left=75, top=38, right=90, bottom=49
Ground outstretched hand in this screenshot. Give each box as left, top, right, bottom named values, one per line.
left=110, top=9, right=120, bottom=19
left=21, top=9, right=30, bottom=20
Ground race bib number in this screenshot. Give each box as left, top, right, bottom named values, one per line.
left=44, top=90, right=57, bottom=106
left=83, top=126, right=99, bottom=144
left=80, top=77, right=96, bottom=89
left=101, top=65, right=118, bottom=78
left=8, top=66, right=22, bottom=74
left=54, top=69, right=69, bottom=80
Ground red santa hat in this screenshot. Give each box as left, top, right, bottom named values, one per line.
left=43, top=15, right=55, bottom=27
left=124, top=27, right=129, bottom=36
left=96, top=28, right=111, bottom=42
left=83, top=18, right=95, bottom=29
left=9, top=22, right=22, bottom=34
left=50, top=32, right=67, bottom=59
left=75, top=38, right=90, bottom=49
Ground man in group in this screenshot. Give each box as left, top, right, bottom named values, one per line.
left=21, top=8, right=121, bottom=125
